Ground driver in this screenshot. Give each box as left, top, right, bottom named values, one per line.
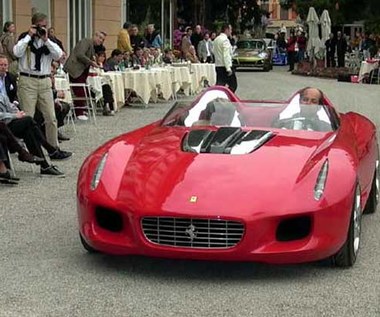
left=299, top=87, right=324, bottom=105
left=273, top=87, right=333, bottom=132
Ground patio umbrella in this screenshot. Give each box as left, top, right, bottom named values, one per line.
left=320, top=10, right=331, bottom=45
left=306, top=7, right=321, bottom=62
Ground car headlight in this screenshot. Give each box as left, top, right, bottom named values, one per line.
left=314, top=159, right=329, bottom=200
left=90, top=153, right=108, bottom=190
left=258, top=52, right=268, bottom=59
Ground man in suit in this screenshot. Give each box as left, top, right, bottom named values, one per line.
left=63, top=31, right=106, bottom=120
left=336, top=31, right=347, bottom=68
left=0, top=55, right=18, bottom=103
left=197, top=33, right=214, bottom=63
left=325, top=33, right=336, bottom=68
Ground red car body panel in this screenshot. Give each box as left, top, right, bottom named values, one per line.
left=77, top=87, right=378, bottom=264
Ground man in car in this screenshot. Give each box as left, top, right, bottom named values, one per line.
left=299, top=87, right=324, bottom=105
left=273, top=87, right=333, bottom=131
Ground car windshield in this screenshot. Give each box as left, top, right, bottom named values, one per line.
left=237, top=40, right=265, bottom=50
left=162, top=91, right=335, bottom=132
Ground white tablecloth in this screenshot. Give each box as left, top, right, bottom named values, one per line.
left=101, top=71, right=125, bottom=109
left=121, top=68, right=172, bottom=104
left=86, top=75, right=103, bottom=102
left=359, top=61, right=379, bottom=82
left=54, top=76, right=72, bottom=104
left=190, top=63, right=216, bottom=93
left=168, top=66, right=192, bottom=95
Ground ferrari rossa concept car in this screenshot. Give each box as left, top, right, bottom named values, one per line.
left=77, top=86, right=378, bottom=267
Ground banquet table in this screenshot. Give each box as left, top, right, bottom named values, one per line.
left=121, top=68, right=173, bottom=105
left=168, top=66, right=192, bottom=96
left=189, top=63, right=216, bottom=93
left=100, top=71, right=125, bottom=109
left=358, top=60, right=379, bottom=83
left=86, top=75, right=103, bottom=102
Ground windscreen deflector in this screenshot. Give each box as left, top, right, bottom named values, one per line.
left=182, top=128, right=275, bottom=154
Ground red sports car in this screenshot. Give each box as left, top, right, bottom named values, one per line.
left=77, top=86, right=378, bottom=267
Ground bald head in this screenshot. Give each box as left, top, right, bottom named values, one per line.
left=300, top=87, right=323, bottom=105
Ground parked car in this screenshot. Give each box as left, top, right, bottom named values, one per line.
left=232, top=38, right=273, bottom=71
left=77, top=86, right=378, bottom=268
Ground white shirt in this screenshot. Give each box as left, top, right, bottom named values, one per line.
left=213, top=33, right=233, bottom=72
left=13, top=34, right=62, bottom=76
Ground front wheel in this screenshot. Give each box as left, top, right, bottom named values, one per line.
left=332, top=185, right=361, bottom=267
left=363, top=159, right=379, bottom=214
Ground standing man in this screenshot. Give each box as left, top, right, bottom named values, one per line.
left=336, top=31, right=347, bottom=68
left=198, top=33, right=214, bottom=63
left=63, top=31, right=106, bottom=120
left=286, top=29, right=297, bottom=72
left=117, top=22, right=132, bottom=54
left=191, top=25, right=203, bottom=56
left=13, top=13, right=62, bottom=149
left=213, top=24, right=237, bottom=92
left=325, top=33, right=336, bottom=68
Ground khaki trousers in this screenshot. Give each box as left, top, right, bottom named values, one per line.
left=17, top=75, right=58, bottom=148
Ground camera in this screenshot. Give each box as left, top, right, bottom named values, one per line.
left=33, top=26, right=46, bottom=37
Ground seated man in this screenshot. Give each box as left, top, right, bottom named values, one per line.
left=0, top=121, right=44, bottom=163
left=273, top=87, right=333, bottom=132
left=104, top=49, right=124, bottom=71
left=0, top=94, right=68, bottom=176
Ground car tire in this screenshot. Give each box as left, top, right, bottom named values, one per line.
left=80, top=233, right=99, bottom=253
left=332, top=185, right=361, bottom=268
left=363, top=160, right=379, bottom=214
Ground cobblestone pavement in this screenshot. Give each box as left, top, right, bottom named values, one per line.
left=1, top=67, right=379, bottom=317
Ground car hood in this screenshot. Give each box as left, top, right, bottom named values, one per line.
left=234, top=49, right=262, bottom=57
left=102, top=127, right=338, bottom=216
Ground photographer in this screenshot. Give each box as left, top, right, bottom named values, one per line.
left=13, top=13, right=65, bottom=153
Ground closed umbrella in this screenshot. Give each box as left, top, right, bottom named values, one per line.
left=319, top=10, right=331, bottom=67
left=320, top=10, right=331, bottom=45
left=306, top=7, right=321, bottom=65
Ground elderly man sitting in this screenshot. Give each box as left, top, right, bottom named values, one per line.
left=0, top=94, right=67, bottom=177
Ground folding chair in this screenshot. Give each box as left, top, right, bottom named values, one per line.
left=69, top=83, right=97, bottom=124
left=370, top=67, right=380, bottom=85
left=5, top=150, right=16, bottom=177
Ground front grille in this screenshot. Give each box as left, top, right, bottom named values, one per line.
left=141, top=217, right=244, bottom=249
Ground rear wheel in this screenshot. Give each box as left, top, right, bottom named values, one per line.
left=363, top=159, right=379, bottom=214
left=79, top=233, right=99, bottom=253
left=332, top=185, right=362, bottom=268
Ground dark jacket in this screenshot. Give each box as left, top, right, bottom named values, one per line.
left=4, top=72, right=18, bottom=103
left=130, top=35, right=146, bottom=52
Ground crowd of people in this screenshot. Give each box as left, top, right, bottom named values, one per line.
left=0, top=13, right=74, bottom=184
left=1, top=11, right=379, bottom=184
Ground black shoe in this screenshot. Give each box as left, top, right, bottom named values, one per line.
left=40, top=165, right=65, bottom=177
left=0, top=170, right=20, bottom=184
left=49, top=149, right=73, bottom=160
left=18, top=151, right=45, bottom=164
left=58, top=131, right=70, bottom=141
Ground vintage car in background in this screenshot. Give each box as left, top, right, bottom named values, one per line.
left=232, top=38, right=273, bottom=71
left=77, top=86, right=378, bottom=268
